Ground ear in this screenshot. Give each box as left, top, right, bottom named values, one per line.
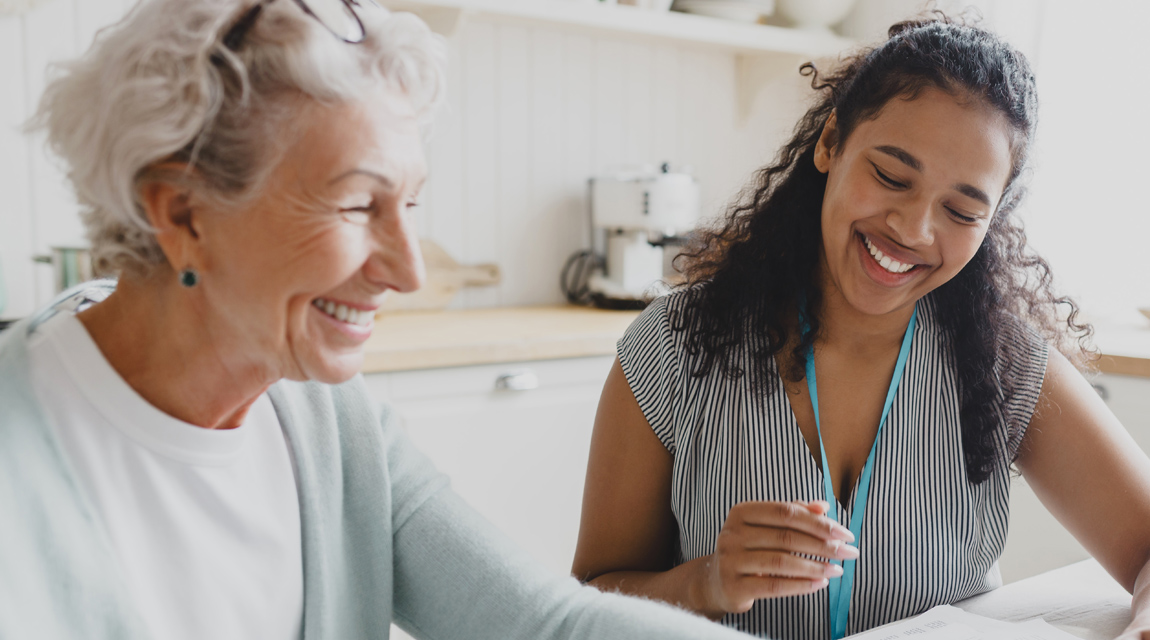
left=138, top=171, right=205, bottom=274
left=813, top=110, right=840, bottom=174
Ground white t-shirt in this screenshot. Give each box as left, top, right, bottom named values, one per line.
left=26, top=311, right=304, bottom=640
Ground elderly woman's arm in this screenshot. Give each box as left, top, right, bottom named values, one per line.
left=383, top=409, right=750, bottom=640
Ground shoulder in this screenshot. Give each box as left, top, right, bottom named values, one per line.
left=620, top=290, right=702, bottom=362
left=624, top=287, right=706, bottom=342
left=995, top=313, right=1051, bottom=385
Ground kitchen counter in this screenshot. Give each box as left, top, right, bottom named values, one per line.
left=1093, top=318, right=1150, bottom=378
left=362, top=305, right=641, bottom=373
left=362, top=305, right=1150, bottom=378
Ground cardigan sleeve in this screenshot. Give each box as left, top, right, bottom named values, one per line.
left=382, top=407, right=749, bottom=640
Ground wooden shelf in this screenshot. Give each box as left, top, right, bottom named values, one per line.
left=381, top=0, right=856, bottom=122
left=381, top=0, right=854, bottom=57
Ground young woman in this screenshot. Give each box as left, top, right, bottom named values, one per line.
left=572, top=16, right=1150, bottom=640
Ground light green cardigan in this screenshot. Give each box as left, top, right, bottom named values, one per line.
left=0, top=298, right=753, bottom=640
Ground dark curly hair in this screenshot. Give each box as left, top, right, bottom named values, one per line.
left=671, top=14, right=1093, bottom=484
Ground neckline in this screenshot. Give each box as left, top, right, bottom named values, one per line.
left=779, top=298, right=924, bottom=511
left=776, top=376, right=859, bottom=511
left=36, top=312, right=253, bottom=466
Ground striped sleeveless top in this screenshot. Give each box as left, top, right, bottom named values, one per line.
left=617, top=291, right=1048, bottom=640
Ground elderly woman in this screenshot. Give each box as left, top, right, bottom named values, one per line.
left=0, top=1, right=759, bottom=638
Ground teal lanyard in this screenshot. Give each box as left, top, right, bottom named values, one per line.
left=804, top=307, right=917, bottom=640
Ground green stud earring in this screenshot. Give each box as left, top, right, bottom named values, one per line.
left=179, top=268, right=199, bottom=288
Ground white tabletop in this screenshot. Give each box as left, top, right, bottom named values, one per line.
left=955, top=560, right=1133, bottom=640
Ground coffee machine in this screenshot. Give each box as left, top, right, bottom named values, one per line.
left=562, top=164, right=700, bottom=309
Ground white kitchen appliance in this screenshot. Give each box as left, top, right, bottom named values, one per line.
left=563, top=164, right=700, bottom=308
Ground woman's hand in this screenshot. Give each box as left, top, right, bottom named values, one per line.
left=700, top=499, right=859, bottom=617
left=1117, top=562, right=1150, bottom=640
left=1116, top=628, right=1150, bottom=640
left=574, top=361, right=862, bottom=620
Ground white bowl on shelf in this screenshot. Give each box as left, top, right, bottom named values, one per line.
left=673, top=0, right=776, bottom=23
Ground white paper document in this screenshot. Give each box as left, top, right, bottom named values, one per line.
left=846, top=605, right=1085, bottom=640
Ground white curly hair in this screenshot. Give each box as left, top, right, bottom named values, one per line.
left=32, top=0, right=446, bottom=276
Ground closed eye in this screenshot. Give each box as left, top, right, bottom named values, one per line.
left=337, top=201, right=376, bottom=225
left=945, top=207, right=978, bottom=224
left=872, top=163, right=907, bottom=189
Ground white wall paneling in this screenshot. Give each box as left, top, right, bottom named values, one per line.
left=423, top=33, right=465, bottom=269
left=0, top=15, right=35, bottom=319
left=0, top=0, right=137, bottom=319
left=458, top=20, right=499, bottom=308
left=25, top=0, right=81, bottom=306
left=494, top=25, right=532, bottom=307
left=560, top=33, right=595, bottom=258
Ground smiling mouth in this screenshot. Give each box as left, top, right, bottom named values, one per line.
left=860, top=234, right=920, bottom=275
left=313, top=297, right=375, bottom=327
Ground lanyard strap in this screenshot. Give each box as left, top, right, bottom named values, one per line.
left=804, top=307, right=917, bottom=640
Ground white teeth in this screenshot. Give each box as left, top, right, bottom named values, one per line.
left=864, top=236, right=916, bottom=274
left=313, top=297, right=375, bottom=327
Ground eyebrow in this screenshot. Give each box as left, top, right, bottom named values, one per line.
left=874, top=145, right=992, bottom=207
left=328, top=168, right=396, bottom=188
left=875, top=145, right=922, bottom=172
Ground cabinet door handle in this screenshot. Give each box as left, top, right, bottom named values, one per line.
left=495, top=370, right=539, bottom=392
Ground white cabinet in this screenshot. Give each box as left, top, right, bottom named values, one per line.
left=363, top=355, right=615, bottom=576
left=999, top=372, right=1150, bottom=583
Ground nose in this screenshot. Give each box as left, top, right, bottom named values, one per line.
left=887, top=196, right=935, bottom=248
left=365, top=205, right=425, bottom=294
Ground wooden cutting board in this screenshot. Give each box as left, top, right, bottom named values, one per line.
left=379, top=239, right=500, bottom=313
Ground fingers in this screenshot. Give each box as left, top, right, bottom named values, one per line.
left=731, top=500, right=855, bottom=543
left=729, top=575, right=830, bottom=611
left=736, top=549, right=844, bottom=580
left=708, top=500, right=860, bottom=616
left=741, top=525, right=859, bottom=561
left=799, top=500, right=830, bottom=516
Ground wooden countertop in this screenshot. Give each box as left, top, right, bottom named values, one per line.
left=1093, top=318, right=1150, bottom=378
left=362, top=305, right=640, bottom=373
left=362, top=305, right=1150, bottom=378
